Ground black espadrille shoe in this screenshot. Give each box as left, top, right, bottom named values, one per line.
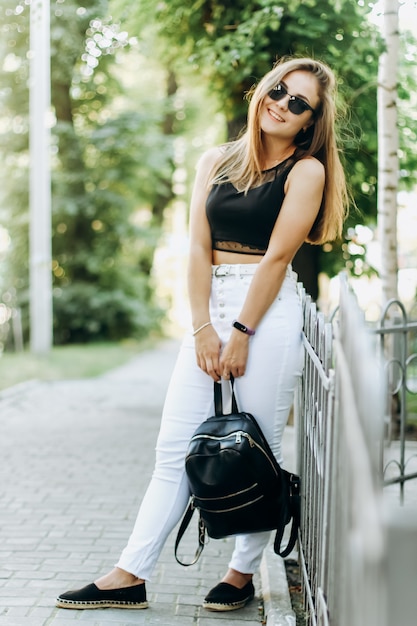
left=56, top=582, right=148, bottom=609
left=203, top=580, right=255, bottom=611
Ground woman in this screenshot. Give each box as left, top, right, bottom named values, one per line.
left=56, top=56, right=348, bottom=612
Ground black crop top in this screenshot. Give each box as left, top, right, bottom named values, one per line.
left=206, top=156, right=297, bottom=255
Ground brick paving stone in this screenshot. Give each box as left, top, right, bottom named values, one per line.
left=1, top=340, right=282, bottom=625
left=1, top=610, right=37, bottom=625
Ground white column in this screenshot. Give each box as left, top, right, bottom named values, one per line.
left=29, top=0, right=52, bottom=353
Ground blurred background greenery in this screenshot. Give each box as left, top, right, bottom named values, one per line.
left=0, top=0, right=416, bottom=383
left=0, top=338, right=156, bottom=390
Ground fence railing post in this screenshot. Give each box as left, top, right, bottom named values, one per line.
left=296, top=274, right=387, bottom=626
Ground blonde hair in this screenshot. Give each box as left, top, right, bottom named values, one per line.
left=211, top=57, right=349, bottom=244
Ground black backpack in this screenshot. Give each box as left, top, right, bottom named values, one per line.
left=175, top=379, right=300, bottom=566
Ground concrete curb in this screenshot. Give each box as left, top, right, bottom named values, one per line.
left=260, top=423, right=298, bottom=626
left=261, top=544, right=296, bottom=626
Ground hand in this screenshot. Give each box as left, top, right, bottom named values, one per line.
left=194, top=326, right=222, bottom=381
left=219, top=331, right=249, bottom=379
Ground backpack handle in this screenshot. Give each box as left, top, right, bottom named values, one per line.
left=214, top=378, right=239, bottom=416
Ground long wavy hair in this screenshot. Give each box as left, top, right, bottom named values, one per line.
left=210, top=57, right=349, bottom=244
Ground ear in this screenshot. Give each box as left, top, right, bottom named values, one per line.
left=303, top=120, right=315, bottom=132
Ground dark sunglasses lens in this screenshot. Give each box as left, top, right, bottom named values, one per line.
left=268, top=86, right=311, bottom=116
left=268, top=86, right=286, bottom=102
left=288, top=100, right=307, bottom=115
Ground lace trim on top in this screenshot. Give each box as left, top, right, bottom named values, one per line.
left=212, top=240, right=266, bottom=255
left=257, top=165, right=285, bottom=184
left=217, top=154, right=296, bottom=190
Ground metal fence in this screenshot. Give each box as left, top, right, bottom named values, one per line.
left=372, top=299, right=417, bottom=503
left=294, top=274, right=417, bottom=626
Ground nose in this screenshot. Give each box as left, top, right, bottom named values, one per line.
left=277, top=94, right=290, bottom=110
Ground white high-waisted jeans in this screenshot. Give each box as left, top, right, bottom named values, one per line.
left=116, top=264, right=303, bottom=580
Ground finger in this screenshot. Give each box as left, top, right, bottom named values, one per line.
left=230, top=367, right=244, bottom=378
left=206, top=359, right=221, bottom=382
left=209, top=367, right=221, bottom=382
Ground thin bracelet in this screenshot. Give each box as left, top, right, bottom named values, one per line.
left=193, top=321, right=212, bottom=336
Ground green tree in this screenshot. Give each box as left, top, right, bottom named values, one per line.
left=0, top=0, right=177, bottom=345
left=0, top=0, right=32, bottom=345
left=119, top=0, right=387, bottom=297
left=49, top=2, right=173, bottom=342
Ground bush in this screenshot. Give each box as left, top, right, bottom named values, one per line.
left=53, top=280, right=163, bottom=344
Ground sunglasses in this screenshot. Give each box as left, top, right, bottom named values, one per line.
left=268, top=83, right=315, bottom=116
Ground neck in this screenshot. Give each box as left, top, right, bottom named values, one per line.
left=261, top=137, right=295, bottom=169
left=261, top=146, right=295, bottom=170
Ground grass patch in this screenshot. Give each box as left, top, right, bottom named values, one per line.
left=0, top=337, right=159, bottom=391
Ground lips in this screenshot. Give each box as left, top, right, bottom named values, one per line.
left=268, top=108, right=285, bottom=122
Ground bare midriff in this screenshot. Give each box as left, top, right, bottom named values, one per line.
left=212, top=249, right=263, bottom=265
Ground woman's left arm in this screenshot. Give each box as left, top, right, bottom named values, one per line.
left=220, top=157, right=325, bottom=378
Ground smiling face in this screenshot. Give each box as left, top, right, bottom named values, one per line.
left=260, top=70, right=320, bottom=142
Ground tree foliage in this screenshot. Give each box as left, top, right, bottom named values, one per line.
left=397, top=28, right=417, bottom=187
left=1, top=0, right=416, bottom=346
left=120, top=0, right=385, bottom=294
left=125, top=0, right=415, bottom=293
left=0, top=0, right=177, bottom=345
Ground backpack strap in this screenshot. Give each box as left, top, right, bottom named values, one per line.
left=273, top=473, right=301, bottom=557
left=174, top=501, right=206, bottom=566
left=214, top=378, right=239, bottom=417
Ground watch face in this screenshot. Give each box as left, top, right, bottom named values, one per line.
left=233, top=321, right=255, bottom=336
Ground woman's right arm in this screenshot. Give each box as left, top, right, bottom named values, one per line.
left=187, top=147, right=223, bottom=381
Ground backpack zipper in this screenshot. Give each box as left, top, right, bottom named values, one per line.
left=195, top=483, right=258, bottom=501
left=190, top=432, right=279, bottom=477
left=199, top=494, right=265, bottom=514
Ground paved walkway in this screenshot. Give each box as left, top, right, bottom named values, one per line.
left=0, top=340, right=295, bottom=626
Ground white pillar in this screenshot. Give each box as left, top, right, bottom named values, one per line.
left=29, top=0, right=52, bottom=353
